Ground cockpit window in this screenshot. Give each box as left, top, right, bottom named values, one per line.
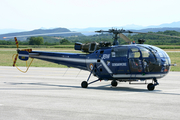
left=148, top=46, right=157, bottom=53
left=139, top=47, right=154, bottom=58
left=140, top=45, right=171, bottom=72
left=159, top=52, right=164, bottom=58
left=129, top=48, right=140, bottom=58
left=111, top=47, right=128, bottom=58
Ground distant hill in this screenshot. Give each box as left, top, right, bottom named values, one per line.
left=148, top=21, right=180, bottom=28
left=1, top=21, right=180, bottom=40
left=70, top=27, right=180, bottom=36
left=129, top=27, right=180, bottom=33
left=70, top=21, right=180, bottom=35
left=0, top=27, right=83, bottom=41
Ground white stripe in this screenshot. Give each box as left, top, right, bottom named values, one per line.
left=86, top=59, right=112, bottom=74
left=101, top=60, right=112, bottom=74
left=86, top=59, right=97, bottom=63
left=32, top=55, right=86, bottom=63
left=18, top=54, right=29, bottom=57
left=113, top=74, right=162, bottom=78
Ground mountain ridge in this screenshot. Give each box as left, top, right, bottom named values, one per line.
left=0, top=27, right=83, bottom=40
left=1, top=21, right=180, bottom=40
left=69, top=21, right=180, bottom=33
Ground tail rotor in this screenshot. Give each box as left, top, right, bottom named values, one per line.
left=12, top=37, right=32, bottom=67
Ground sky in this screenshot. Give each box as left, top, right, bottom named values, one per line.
left=1, top=0, right=180, bottom=31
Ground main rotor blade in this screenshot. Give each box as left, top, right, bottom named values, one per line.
left=132, top=32, right=180, bottom=38
left=119, top=33, right=131, bottom=43
left=3, top=32, right=81, bottom=39
left=95, top=29, right=180, bottom=39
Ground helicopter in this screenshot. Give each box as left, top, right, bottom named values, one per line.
left=8, top=28, right=180, bottom=91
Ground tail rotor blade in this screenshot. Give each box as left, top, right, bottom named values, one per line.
left=13, top=54, right=18, bottom=67
left=14, top=37, right=19, bottom=49
left=21, top=49, right=32, bottom=52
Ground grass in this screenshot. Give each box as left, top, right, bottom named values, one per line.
left=0, top=48, right=180, bottom=71
left=155, top=45, right=180, bottom=49
left=166, top=52, right=180, bottom=71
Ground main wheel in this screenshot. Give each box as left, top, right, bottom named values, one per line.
left=81, top=81, right=88, bottom=88
left=111, top=80, right=118, bottom=87
left=147, top=83, right=155, bottom=91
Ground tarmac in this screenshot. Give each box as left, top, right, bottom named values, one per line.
left=0, top=66, right=180, bottom=120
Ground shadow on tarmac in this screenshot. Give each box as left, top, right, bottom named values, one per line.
left=2, top=82, right=180, bottom=95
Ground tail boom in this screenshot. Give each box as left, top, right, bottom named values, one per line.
left=29, top=51, right=88, bottom=70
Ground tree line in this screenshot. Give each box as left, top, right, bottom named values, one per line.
left=128, top=30, right=180, bottom=45
left=0, top=37, right=71, bottom=45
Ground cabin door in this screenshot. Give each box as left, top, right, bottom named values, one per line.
left=128, top=47, right=143, bottom=74
left=111, top=46, right=130, bottom=74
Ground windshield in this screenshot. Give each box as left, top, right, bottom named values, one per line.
left=138, top=45, right=170, bottom=73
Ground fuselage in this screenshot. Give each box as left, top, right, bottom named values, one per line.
left=86, top=44, right=171, bottom=81
left=28, top=44, right=171, bottom=81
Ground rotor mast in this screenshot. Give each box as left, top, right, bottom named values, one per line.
left=112, top=30, right=119, bottom=45
left=95, top=29, right=133, bottom=45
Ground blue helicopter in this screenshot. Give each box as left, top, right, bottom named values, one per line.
left=11, top=29, right=179, bottom=91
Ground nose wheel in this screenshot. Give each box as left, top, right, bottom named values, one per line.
left=147, top=78, right=159, bottom=91
left=147, top=83, right=155, bottom=91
